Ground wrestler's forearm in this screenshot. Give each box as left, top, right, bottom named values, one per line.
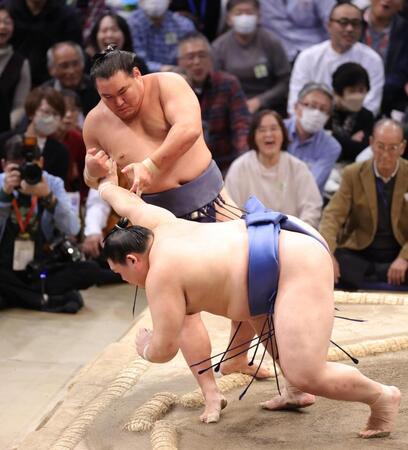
left=84, top=170, right=100, bottom=189
left=100, top=183, right=142, bottom=218
left=150, top=123, right=200, bottom=171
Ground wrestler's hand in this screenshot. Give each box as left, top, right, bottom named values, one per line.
left=332, top=255, right=340, bottom=284
left=121, top=162, right=154, bottom=195
left=85, top=147, right=111, bottom=179
left=387, top=256, right=408, bottom=285
left=136, top=328, right=153, bottom=359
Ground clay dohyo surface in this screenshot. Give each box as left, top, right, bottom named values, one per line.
left=20, top=303, right=408, bottom=450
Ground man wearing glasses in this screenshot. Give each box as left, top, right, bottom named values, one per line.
left=285, top=82, right=341, bottom=194
left=319, top=118, right=408, bottom=290
left=288, top=2, right=384, bottom=116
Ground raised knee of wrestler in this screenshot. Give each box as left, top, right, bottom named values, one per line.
left=283, top=367, right=325, bottom=394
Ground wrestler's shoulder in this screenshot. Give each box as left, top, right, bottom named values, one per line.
left=144, top=71, right=189, bottom=87
left=84, top=101, right=114, bottom=124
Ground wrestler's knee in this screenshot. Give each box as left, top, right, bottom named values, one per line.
left=283, top=366, right=325, bottom=393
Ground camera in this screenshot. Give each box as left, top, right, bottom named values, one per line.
left=19, top=136, right=42, bottom=185
left=26, top=236, right=84, bottom=280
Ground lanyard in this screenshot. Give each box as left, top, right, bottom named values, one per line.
left=12, top=196, right=37, bottom=235
left=187, top=0, right=207, bottom=20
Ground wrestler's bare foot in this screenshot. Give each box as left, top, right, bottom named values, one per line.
left=200, top=391, right=228, bottom=424
left=261, top=386, right=315, bottom=411
left=220, top=357, right=272, bottom=379
left=359, top=385, right=401, bottom=438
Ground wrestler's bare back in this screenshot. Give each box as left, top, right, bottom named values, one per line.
left=84, top=73, right=212, bottom=192
left=146, top=218, right=334, bottom=322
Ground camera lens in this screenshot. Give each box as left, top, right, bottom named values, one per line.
left=21, top=162, right=42, bottom=185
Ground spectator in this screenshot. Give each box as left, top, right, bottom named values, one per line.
left=43, top=41, right=100, bottom=117
left=0, top=5, right=31, bottom=134
left=259, top=0, right=336, bottom=63
left=319, top=119, right=408, bottom=290
left=361, top=0, right=408, bottom=115
left=225, top=110, right=322, bottom=228
left=86, top=13, right=149, bottom=75
left=326, top=62, right=374, bottom=162
left=81, top=188, right=110, bottom=259
left=24, top=87, right=69, bottom=182
left=51, top=90, right=88, bottom=202
left=170, top=0, right=222, bottom=41
left=0, top=136, right=99, bottom=312
left=285, top=82, right=341, bottom=194
left=177, top=31, right=250, bottom=172
left=60, top=89, right=83, bottom=132
left=127, top=0, right=195, bottom=72
left=212, top=0, right=290, bottom=115
left=5, top=0, right=82, bottom=87
left=288, top=2, right=384, bottom=116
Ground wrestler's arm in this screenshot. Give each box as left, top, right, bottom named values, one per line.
left=143, top=273, right=186, bottom=363
left=100, top=181, right=176, bottom=229
left=83, top=110, right=109, bottom=189
left=149, top=73, right=202, bottom=170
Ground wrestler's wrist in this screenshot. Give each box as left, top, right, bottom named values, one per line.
left=141, top=158, right=159, bottom=175
left=142, top=343, right=150, bottom=361
left=98, top=181, right=114, bottom=198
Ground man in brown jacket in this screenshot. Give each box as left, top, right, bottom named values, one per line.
left=319, top=119, right=408, bottom=289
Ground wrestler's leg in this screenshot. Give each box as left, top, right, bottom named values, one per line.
left=272, top=245, right=400, bottom=438
left=220, top=320, right=272, bottom=379
left=216, top=188, right=271, bottom=379
left=248, top=315, right=315, bottom=410
left=179, top=313, right=226, bottom=423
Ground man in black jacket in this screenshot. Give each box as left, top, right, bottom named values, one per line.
left=6, top=0, right=82, bottom=87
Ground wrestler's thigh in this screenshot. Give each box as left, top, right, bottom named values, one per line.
left=274, top=239, right=334, bottom=373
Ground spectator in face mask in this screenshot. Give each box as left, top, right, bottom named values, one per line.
left=326, top=62, right=374, bottom=162
left=212, top=0, right=290, bottom=115
left=285, top=82, right=341, bottom=194
left=127, top=0, right=195, bottom=73
left=24, top=87, right=69, bottom=182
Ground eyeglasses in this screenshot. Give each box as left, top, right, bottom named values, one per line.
left=373, top=142, right=403, bottom=154
left=299, top=101, right=331, bottom=114
left=180, top=51, right=210, bottom=63
left=330, top=18, right=363, bottom=28
left=56, top=60, right=82, bottom=70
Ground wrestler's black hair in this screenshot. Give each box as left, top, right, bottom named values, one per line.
left=103, top=221, right=153, bottom=264
left=247, top=109, right=289, bottom=153
left=332, top=63, right=370, bottom=96
left=90, top=47, right=140, bottom=81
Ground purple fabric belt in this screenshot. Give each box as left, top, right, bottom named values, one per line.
left=141, top=160, right=223, bottom=220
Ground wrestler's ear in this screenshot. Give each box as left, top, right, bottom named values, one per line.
left=132, top=66, right=141, bottom=79
left=126, top=254, right=138, bottom=265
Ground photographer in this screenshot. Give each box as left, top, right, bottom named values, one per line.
left=0, top=136, right=99, bottom=313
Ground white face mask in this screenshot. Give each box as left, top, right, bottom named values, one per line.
left=34, top=114, right=60, bottom=136
left=340, top=92, right=365, bottom=112
left=231, top=14, right=257, bottom=35
left=299, top=107, right=329, bottom=134
left=140, top=0, right=170, bottom=18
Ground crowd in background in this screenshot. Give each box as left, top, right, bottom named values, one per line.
left=0, top=0, right=407, bottom=312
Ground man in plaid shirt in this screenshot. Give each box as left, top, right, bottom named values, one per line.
left=128, top=0, right=195, bottom=72
left=178, top=32, right=250, bottom=172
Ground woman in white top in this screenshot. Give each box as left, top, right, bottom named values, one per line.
left=225, top=109, right=322, bottom=228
